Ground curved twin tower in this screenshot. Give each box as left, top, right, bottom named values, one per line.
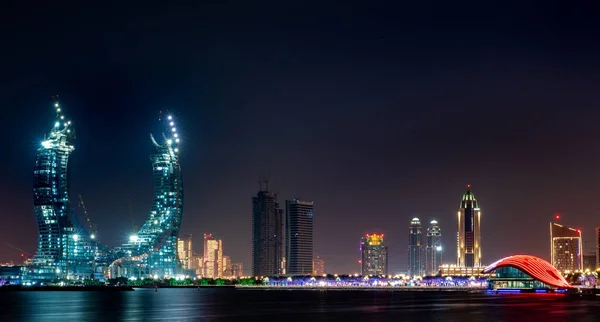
left=28, top=100, right=183, bottom=281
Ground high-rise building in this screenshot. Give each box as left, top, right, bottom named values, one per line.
left=408, top=218, right=424, bottom=277
left=312, top=256, right=325, bottom=275
left=29, top=100, right=106, bottom=280
left=221, top=255, right=232, bottom=276
left=203, top=234, right=223, bottom=278
left=285, top=199, right=314, bottom=275
left=177, top=234, right=193, bottom=271
left=550, top=222, right=582, bottom=272
left=252, top=186, right=284, bottom=277
left=232, top=263, right=244, bottom=277
left=457, top=184, right=482, bottom=268
left=596, top=227, right=600, bottom=271
left=361, top=234, right=388, bottom=276
left=425, top=220, right=442, bottom=276
left=110, top=112, right=184, bottom=278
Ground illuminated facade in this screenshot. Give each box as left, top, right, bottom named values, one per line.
left=550, top=222, right=582, bottom=272
left=285, top=199, right=314, bottom=275
left=252, top=187, right=284, bottom=276
left=361, top=234, right=388, bottom=276
left=457, top=184, right=482, bottom=268
left=408, top=218, right=424, bottom=277
left=177, top=234, right=193, bottom=271
left=312, top=256, right=325, bottom=275
left=483, top=255, right=573, bottom=289
left=203, top=234, right=222, bottom=278
left=110, top=113, right=183, bottom=278
left=425, top=220, right=442, bottom=276
left=30, top=100, right=107, bottom=280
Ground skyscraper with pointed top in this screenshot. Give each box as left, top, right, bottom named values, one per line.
left=457, top=184, right=482, bottom=267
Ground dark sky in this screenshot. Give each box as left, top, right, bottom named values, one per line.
left=1, top=2, right=600, bottom=274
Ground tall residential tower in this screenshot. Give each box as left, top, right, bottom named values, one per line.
left=285, top=199, right=314, bottom=275
left=457, top=185, right=482, bottom=268
left=252, top=185, right=284, bottom=276
left=408, top=218, right=424, bottom=277
left=550, top=222, right=582, bottom=272
left=361, top=234, right=388, bottom=276
left=425, top=220, right=442, bottom=275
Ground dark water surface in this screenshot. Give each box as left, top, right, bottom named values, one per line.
left=1, top=288, right=599, bottom=321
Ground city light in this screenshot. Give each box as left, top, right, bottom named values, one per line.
left=72, top=234, right=79, bottom=241
left=41, top=140, right=52, bottom=148
left=129, top=235, right=139, bottom=242
left=90, top=234, right=96, bottom=239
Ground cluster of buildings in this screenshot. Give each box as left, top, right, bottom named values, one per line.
left=176, top=234, right=243, bottom=278
left=358, top=185, right=479, bottom=278
left=4, top=99, right=600, bottom=288
left=251, top=186, right=324, bottom=276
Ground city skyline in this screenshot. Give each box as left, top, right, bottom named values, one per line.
left=3, top=3, right=600, bottom=275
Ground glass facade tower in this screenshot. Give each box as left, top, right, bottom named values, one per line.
left=408, top=218, right=424, bottom=277
left=425, top=220, right=442, bottom=275
left=285, top=199, right=314, bottom=275
left=110, top=113, right=183, bottom=278
left=252, top=187, right=284, bottom=276
left=30, top=100, right=106, bottom=280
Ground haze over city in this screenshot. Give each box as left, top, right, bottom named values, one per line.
left=2, top=2, right=600, bottom=275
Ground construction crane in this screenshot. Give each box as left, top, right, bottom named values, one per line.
left=6, top=243, right=32, bottom=264
left=78, top=195, right=97, bottom=239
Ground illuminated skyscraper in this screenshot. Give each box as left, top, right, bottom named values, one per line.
left=457, top=184, right=482, bottom=268
left=285, top=199, right=314, bottom=275
left=550, top=222, right=582, bottom=272
left=408, top=218, right=424, bottom=277
left=312, top=256, right=325, bottom=275
left=252, top=185, right=284, bottom=276
left=425, top=220, right=442, bottom=275
left=30, top=100, right=105, bottom=280
left=110, top=113, right=183, bottom=278
left=177, top=234, right=193, bottom=271
left=203, top=234, right=222, bottom=278
left=361, top=234, right=388, bottom=276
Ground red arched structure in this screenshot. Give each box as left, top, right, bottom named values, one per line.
left=482, top=255, right=573, bottom=289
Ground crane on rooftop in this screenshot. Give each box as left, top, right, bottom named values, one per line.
left=78, top=195, right=97, bottom=239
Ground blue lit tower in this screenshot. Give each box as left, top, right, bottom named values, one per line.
left=425, top=220, right=442, bottom=275
left=110, top=113, right=183, bottom=278
left=408, top=217, right=424, bottom=277
left=31, top=99, right=102, bottom=280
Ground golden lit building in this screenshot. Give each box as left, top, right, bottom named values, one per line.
left=550, top=222, right=582, bottom=272
left=457, top=184, right=482, bottom=268
left=203, top=233, right=223, bottom=278
left=177, top=234, right=193, bottom=270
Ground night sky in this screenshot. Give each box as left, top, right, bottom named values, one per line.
left=1, top=2, right=600, bottom=274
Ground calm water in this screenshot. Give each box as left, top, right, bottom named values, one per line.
left=1, top=288, right=599, bottom=321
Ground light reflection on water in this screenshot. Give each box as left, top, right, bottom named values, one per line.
left=0, top=289, right=599, bottom=321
